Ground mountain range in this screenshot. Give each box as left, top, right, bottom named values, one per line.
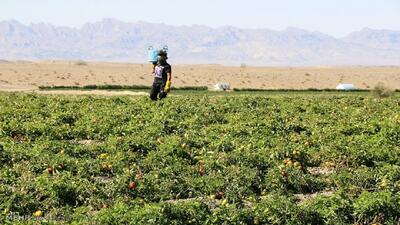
left=0, top=18, right=400, bottom=66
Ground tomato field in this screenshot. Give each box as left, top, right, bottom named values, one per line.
left=0, top=92, right=399, bottom=224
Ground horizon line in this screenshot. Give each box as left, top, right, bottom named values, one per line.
left=1, top=18, right=399, bottom=38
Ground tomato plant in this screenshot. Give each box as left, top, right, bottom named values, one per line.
left=0, top=92, right=399, bottom=224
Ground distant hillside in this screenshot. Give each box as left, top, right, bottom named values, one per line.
left=0, top=19, right=400, bottom=66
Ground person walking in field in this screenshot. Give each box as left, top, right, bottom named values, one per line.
left=150, top=50, right=172, bottom=101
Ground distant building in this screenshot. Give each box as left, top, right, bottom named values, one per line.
left=336, top=84, right=355, bottom=90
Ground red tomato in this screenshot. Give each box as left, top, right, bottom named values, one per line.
left=129, top=181, right=136, bottom=190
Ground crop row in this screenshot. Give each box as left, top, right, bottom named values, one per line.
left=0, top=93, right=399, bottom=224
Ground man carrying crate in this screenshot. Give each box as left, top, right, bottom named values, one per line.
left=150, top=50, right=172, bottom=101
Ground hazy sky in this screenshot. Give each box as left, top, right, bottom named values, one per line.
left=1, top=0, right=399, bottom=37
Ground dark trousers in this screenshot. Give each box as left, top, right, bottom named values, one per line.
left=150, top=79, right=167, bottom=101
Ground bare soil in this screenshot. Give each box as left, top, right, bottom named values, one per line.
left=0, top=61, right=399, bottom=94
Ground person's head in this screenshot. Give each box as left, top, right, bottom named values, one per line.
left=158, top=50, right=168, bottom=63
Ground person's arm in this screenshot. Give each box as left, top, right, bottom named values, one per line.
left=152, top=63, right=156, bottom=74
left=165, top=66, right=172, bottom=92
left=167, top=66, right=172, bottom=81
left=167, top=72, right=172, bottom=81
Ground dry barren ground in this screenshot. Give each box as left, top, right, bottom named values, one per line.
left=0, top=60, right=399, bottom=92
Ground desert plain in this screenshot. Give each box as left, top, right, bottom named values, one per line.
left=0, top=60, right=399, bottom=93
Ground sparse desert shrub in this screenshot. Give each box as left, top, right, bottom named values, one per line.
left=75, top=60, right=88, bottom=66
left=372, top=82, right=393, bottom=98
left=240, top=63, right=247, bottom=69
